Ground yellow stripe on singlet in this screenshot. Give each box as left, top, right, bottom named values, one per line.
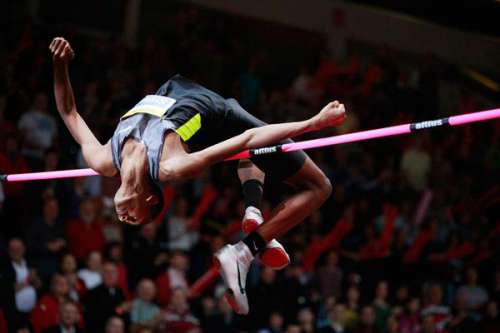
left=175, top=113, right=201, bottom=141
left=121, top=95, right=177, bottom=119
left=121, top=106, right=168, bottom=119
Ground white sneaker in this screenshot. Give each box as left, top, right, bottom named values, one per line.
left=242, top=206, right=264, bottom=233
left=242, top=207, right=290, bottom=270
left=214, top=242, right=253, bottom=315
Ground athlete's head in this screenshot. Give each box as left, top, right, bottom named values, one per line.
left=114, top=178, right=164, bottom=226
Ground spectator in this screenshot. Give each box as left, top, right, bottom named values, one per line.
left=105, top=316, right=125, bottom=333
left=285, top=323, right=302, bottom=333
left=316, top=250, right=343, bottom=300
left=0, top=238, right=40, bottom=331
left=249, top=267, right=287, bottom=329
left=399, top=297, right=420, bottom=333
left=297, top=307, right=315, bottom=333
left=155, top=251, right=189, bottom=307
left=353, top=305, right=378, bottom=333
left=447, top=294, right=477, bottom=333
left=258, top=311, right=285, bottom=333
left=65, top=199, right=105, bottom=262
left=59, top=254, right=86, bottom=302
left=421, top=284, right=451, bottom=333
left=372, top=281, right=391, bottom=332
left=30, top=274, right=71, bottom=333
left=129, top=279, right=161, bottom=329
left=395, top=285, right=410, bottom=307
left=77, top=251, right=103, bottom=290
left=17, top=92, right=57, bottom=165
left=127, top=222, right=165, bottom=286
left=291, top=66, right=320, bottom=105
left=400, top=137, right=431, bottom=192
left=0, top=136, right=29, bottom=230
left=84, top=262, right=125, bottom=332
left=26, top=197, right=65, bottom=281
left=105, top=242, right=130, bottom=299
left=456, top=267, right=488, bottom=315
left=345, top=286, right=361, bottom=329
left=318, top=303, right=350, bottom=333
left=281, top=261, right=312, bottom=319
left=421, top=315, right=436, bottom=333
left=168, top=197, right=199, bottom=251
left=481, top=301, right=500, bottom=333
left=385, top=315, right=400, bottom=333
left=156, top=288, right=201, bottom=333
left=43, top=301, right=82, bottom=333
left=201, top=296, right=238, bottom=333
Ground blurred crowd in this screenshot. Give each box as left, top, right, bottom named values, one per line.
left=1, top=3, right=500, bottom=333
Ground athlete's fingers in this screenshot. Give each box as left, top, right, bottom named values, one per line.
left=55, top=40, right=67, bottom=57
left=54, top=37, right=69, bottom=56
left=62, top=45, right=71, bottom=58
left=52, top=37, right=64, bottom=53
left=52, top=39, right=62, bottom=55
left=49, top=37, right=61, bottom=51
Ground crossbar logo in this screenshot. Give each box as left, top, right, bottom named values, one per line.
left=252, top=146, right=279, bottom=155
left=413, top=119, right=444, bottom=130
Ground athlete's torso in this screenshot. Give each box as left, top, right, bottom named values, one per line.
left=111, top=74, right=229, bottom=183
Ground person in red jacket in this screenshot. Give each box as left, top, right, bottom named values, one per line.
left=156, top=288, right=201, bottom=333
left=65, top=199, right=105, bottom=262
left=30, top=274, right=79, bottom=333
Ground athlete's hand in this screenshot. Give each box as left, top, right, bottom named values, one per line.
left=49, top=37, right=75, bottom=64
left=311, top=100, right=346, bottom=130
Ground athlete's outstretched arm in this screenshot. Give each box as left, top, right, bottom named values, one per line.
left=50, top=37, right=116, bottom=176
left=160, top=102, right=346, bottom=181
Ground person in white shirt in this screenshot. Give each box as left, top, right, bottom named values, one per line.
left=168, top=197, right=199, bottom=251
left=9, top=238, right=39, bottom=313
left=456, top=267, right=489, bottom=317
left=18, top=92, right=58, bottom=160
left=167, top=252, right=189, bottom=290
left=77, top=251, right=102, bottom=290
left=400, top=137, right=431, bottom=192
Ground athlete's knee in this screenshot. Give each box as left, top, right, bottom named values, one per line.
left=319, top=174, right=333, bottom=199
left=311, top=172, right=332, bottom=201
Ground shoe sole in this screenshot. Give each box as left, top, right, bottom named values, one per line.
left=242, top=218, right=259, bottom=233
left=243, top=219, right=290, bottom=270
left=260, top=246, right=290, bottom=270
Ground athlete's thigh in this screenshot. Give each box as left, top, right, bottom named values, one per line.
left=224, top=99, right=308, bottom=182
left=284, top=156, right=329, bottom=189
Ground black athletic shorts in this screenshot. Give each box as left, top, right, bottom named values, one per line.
left=220, top=98, right=308, bottom=182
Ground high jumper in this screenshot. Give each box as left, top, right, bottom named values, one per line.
left=47, top=37, right=346, bottom=314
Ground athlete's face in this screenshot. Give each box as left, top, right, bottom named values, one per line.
left=114, top=182, right=159, bottom=226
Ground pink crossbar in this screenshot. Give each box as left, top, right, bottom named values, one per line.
left=4, top=108, right=500, bottom=182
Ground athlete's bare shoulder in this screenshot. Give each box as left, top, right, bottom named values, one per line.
left=82, top=140, right=117, bottom=177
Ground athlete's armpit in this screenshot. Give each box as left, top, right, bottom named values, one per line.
left=81, top=141, right=117, bottom=177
